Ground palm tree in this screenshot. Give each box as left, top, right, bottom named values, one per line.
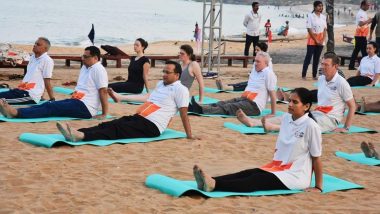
left=326, top=0, right=334, bottom=52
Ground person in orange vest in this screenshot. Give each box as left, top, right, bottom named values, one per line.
left=265, top=19, right=271, bottom=38
left=348, top=1, right=373, bottom=70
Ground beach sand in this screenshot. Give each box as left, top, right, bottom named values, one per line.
left=0, top=24, right=379, bottom=213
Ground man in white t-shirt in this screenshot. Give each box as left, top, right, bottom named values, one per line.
left=0, top=46, right=109, bottom=119
left=243, top=2, right=262, bottom=56
left=0, top=37, right=55, bottom=104
left=190, top=52, right=277, bottom=116
left=348, top=0, right=372, bottom=70
left=55, top=61, right=197, bottom=142
left=311, top=53, right=356, bottom=132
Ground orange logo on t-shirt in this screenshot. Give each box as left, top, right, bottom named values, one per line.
left=260, top=160, right=293, bottom=172
left=355, top=26, right=369, bottom=37
left=71, top=91, right=85, bottom=100
left=136, top=102, right=160, bottom=117
left=315, top=106, right=333, bottom=114
left=242, top=91, right=258, bottom=101
left=17, top=82, right=36, bottom=90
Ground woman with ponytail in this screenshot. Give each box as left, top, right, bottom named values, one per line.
left=193, top=87, right=323, bottom=193
left=108, top=38, right=150, bottom=94
left=179, top=44, right=205, bottom=103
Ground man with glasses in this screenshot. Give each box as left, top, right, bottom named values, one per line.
left=0, top=37, right=55, bottom=104
left=55, top=60, right=197, bottom=141
left=0, top=46, right=109, bottom=119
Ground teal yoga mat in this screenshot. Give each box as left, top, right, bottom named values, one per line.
left=145, top=173, right=363, bottom=198
left=0, top=114, right=113, bottom=123
left=19, top=128, right=186, bottom=148
left=204, top=87, right=292, bottom=94
left=223, top=122, right=378, bottom=134
left=54, top=86, right=148, bottom=96
left=0, top=88, right=10, bottom=93
left=355, top=111, right=380, bottom=116
left=335, top=151, right=380, bottom=166
left=188, top=109, right=284, bottom=118
left=313, top=82, right=380, bottom=88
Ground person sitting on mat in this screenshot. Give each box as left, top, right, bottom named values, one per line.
left=0, top=46, right=109, bottom=119
left=193, top=87, right=323, bottom=193
left=237, top=53, right=356, bottom=133
left=108, top=38, right=150, bottom=94
left=56, top=60, right=197, bottom=142
left=346, top=42, right=380, bottom=87
left=361, top=141, right=379, bottom=159
left=0, top=37, right=55, bottom=105
left=215, top=42, right=272, bottom=91
left=188, top=51, right=277, bottom=117
left=179, top=44, right=205, bottom=103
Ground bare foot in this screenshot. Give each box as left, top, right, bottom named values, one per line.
left=215, top=79, right=224, bottom=90
left=236, top=109, right=259, bottom=127
left=56, top=122, right=73, bottom=141
left=66, top=123, right=84, bottom=142
left=261, top=116, right=279, bottom=132
left=361, top=141, right=372, bottom=158
left=198, top=167, right=215, bottom=192
left=107, top=88, right=121, bottom=103
left=368, top=142, right=379, bottom=160
left=0, top=99, right=17, bottom=118
left=276, top=88, right=284, bottom=101
left=193, top=165, right=204, bottom=190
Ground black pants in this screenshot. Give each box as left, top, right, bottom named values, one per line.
left=229, top=81, right=248, bottom=91
left=79, top=114, right=160, bottom=141
left=376, top=37, right=380, bottom=57
left=244, top=35, right=259, bottom=56
left=302, top=45, right=324, bottom=78
left=214, top=168, right=289, bottom=192
left=346, top=76, right=372, bottom=87
left=108, top=81, right=144, bottom=94
left=310, top=89, right=318, bottom=103
left=349, top=36, right=367, bottom=69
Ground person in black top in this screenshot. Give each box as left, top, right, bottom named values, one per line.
left=108, top=38, right=150, bottom=93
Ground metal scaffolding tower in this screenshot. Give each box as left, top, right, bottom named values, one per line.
left=201, top=0, right=223, bottom=76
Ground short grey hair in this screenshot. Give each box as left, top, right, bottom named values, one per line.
left=38, top=37, right=51, bottom=51
left=255, top=51, right=271, bottom=65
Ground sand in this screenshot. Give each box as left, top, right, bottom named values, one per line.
left=0, top=24, right=379, bottom=213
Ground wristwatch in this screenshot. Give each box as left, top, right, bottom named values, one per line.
left=344, top=126, right=350, bottom=131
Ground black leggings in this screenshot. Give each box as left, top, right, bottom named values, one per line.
left=213, top=168, right=289, bottom=192
left=244, top=35, right=259, bottom=56
left=302, top=45, right=324, bottom=78
left=346, top=76, right=372, bottom=87
left=108, top=81, right=144, bottom=94
left=349, top=36, right=367, bottom=69
left=79, top=114, right=160, bottom=141
left=229, top=81, right=248, bottom=91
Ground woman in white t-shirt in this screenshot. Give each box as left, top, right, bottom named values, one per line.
left=193, top=88, right=323, bottom=193
left=347, top=42, right=380, bottom=87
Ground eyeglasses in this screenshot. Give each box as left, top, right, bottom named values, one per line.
left=82, top=54, right=92, bottom=59
left=162, top=70, right=176, bottom=74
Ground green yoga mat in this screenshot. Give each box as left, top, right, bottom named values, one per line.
left=204, top=87, right=292, bottom=94
left=313, top=82, right=380, bottom=88
left=145, top=173, right=363, bottom=198
left=335, top=151, right=380, bottom=166
left=223, top=122, right=378, bottom=135
left=0, top=114, right=113, bottom=123
left=188, top=109, right=284, bottom=118
left=19, top=128, right=186, bottom=148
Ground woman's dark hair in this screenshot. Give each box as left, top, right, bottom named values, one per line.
left=312, top=1, right=323, bottom=13
left=180, top=44, right=196, bottom=61
left=84, top=46, right=101, bottom=60
left=136, top=38, right=148, bottom=53
left=256, top=42, right=268, bottom=52
left=367, top=41, right=378, bottom=54
left=291, top=87, right=316, bottom=121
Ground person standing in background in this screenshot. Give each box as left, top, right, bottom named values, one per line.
left=369, top=10, right=380, bottom=56
left=348, top=1, right=372, bottom=70
left=243, top=2, right=261, bottom=56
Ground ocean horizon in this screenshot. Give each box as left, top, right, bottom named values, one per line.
left=0, top=0, right=354, bottom=47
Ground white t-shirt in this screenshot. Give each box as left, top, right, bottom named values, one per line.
left=358, top=55, right=380, bottom=80
left=243, top=10, right=262, bottom=36
left=356, top=9, right=368, bottom=26
left=355, top=9, right=369, bottom=36
left=317, top=72, right=353, bottom=122
left=20, top=53, right=54, bottom=103
left=138, top=80, right=189, bottom=133
left=244, top=66, right=277, bottom=112
left=261, top=113, right=322, bottom=190
left=74, top=62, right=108, bottom=116
left=306, top=12, right=327, bottom=45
